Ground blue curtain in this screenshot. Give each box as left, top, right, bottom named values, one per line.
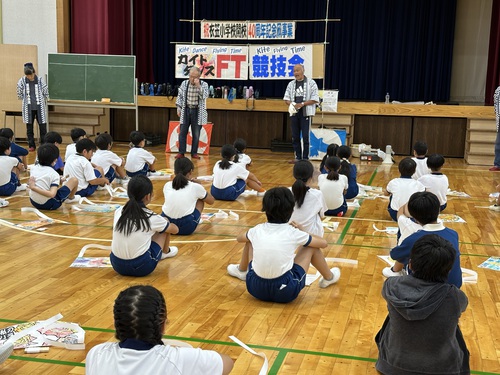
left=150, top=0, right=457, bottom=102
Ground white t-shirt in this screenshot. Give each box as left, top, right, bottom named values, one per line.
left=92, top=149, right=123, bottom=175
left=212, top=161, right=249, bottom=189
left=386, top=177, right=425, bottom=211
left=162, top=181, right=207, bottom=218
left=112, top=206, right=170, bottom=259
left=289, top=188, right=327, bottom=237
left=29, top=164, right=61, bottom=204
left=0, top=155, right=19, bottom=185
left=64, top=154, right=97, bottom=191
left=418, top=173, right=449, bottom=206
left=236, top=153, right=251, bottom=167
left=412, top=157, right=430, bottom=179
left=318, top=174, right=348, bottom=210
left=125, top=147, right=155, bottom=173
left=397, top=214, right=422, bottom=245
left=65, top=143, right=77, bottom=161
left=248, top=222, right=311, bottom=279
left=86, top=342, right=223, bottom=375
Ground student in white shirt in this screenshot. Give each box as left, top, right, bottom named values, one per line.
left=418, top=154, right=448, bottom=211
left=111, top=175, right=179, bottom=277
left=385, top=158, right=425, bottom=221
left=125, top=131, right=157, bottom=177
left=211, top=144, right=264, bottom=201
left=290, top=160, right=328, bottom=237
left=64, top=127, right=86, bottom=161
left=64, top=138, right=109, bottom=197
left=318, top=156, right=348, bottom=217
left=411, top=141, right=431, bottom=179
left=233, top=138, right=252, bottom=168
left=86, top=285, right=233, bottom=375
left=227, top=187, right=340, bottom=303
left=92, top=133, right=127, bottom=183
left=162, top=157, right=214, bottom=235
left=28, top=144, right=80, bottom=210
left=0, top=137, right=26, bottom=196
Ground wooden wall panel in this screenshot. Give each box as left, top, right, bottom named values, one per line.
left=412, top=117, right=467, bottom=157
left=353, top=115, right=413, bottom=155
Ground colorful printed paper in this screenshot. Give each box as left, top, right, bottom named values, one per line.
left=478, top=257, right=500, bottom=271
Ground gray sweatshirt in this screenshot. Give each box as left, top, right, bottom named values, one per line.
left=375, top=276, right=470, bottom=375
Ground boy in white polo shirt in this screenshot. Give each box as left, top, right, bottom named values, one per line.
left=385, top=157, right=425, bottom=221
left=418, top=153, right=448, bottom=211
left=125, top=131, right=158, bottom=177
left=92, top=133, right=127, bottom=184
left=64, top=138, right=109, bottom=197
left=0, top=136, right=26, bottom=196
left=29, top=144, right=80, bottom=209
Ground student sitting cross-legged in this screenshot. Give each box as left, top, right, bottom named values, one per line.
left=28, top=144, right=80, bottom=209
left=375, top=234, right=470, bottom=375
left=227, top=187, right=340, bottom=303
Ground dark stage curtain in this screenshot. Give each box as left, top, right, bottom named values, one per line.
left=486, top=0, right=500, bottom=105
left=71, top=0, right=131, bottom=55
left=71, top=0, right=458, bottom=101
left=134, top=0, right=154, bottom=83
left=150, top=0, right=457, bottom=102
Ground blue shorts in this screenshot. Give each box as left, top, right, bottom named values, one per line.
left=246, top=261, right=306, bottom=303
left=126, top=163, right=148, bottom=177
left=30, top=186, right=71, bottom=210
left=387, top=196, right=397, bottom=222
left=76, top=169, right=101, bottom=197
left=325, top=199, right=348, bottom=217
left=162, top=209, right=201, bottom=235
left=110, top=241, right=162, bottom=277
left=211, top=179, right=246, bottom=201
left=0, top=172, right=19, bottom=196
left=105, top=167, right=116, bottom=183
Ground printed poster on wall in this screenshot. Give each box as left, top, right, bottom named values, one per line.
left=249, top=44, right=313, bottom=80
left=321, top=90, right=339, bottom=112
left=175, top=45, right=248, bottom=80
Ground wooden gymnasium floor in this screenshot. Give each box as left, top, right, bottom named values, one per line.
left=0, top=143, right=499, bottom=375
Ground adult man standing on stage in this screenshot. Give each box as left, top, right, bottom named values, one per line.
left=283, top=64, right=319, bottom=163
left=176, top=67, right=209, bottom=159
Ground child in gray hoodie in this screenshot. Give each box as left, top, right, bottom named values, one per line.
left=375, top=234, right=470, bottom=375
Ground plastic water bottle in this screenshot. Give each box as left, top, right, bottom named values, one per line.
left=243, top=86, right=248, bottom=99
left=385, top=92, right=390, bottom=104
left=249, top=86, right=254, bottom=98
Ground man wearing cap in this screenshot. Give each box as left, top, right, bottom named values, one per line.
left=16, top=63, right=49, bottom=151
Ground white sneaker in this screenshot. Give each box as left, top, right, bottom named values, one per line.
left=319, top=267, right=341, bottom=288
left=382, top=266, right=405, bottom=277
left=116, top=177, right=129, bottom=185
left=256, top=190, right=266, bottom=197
left=161, top=246, right=178, bottom=259
left=65, top=195, right=82, bottom=204
left=0, top=342, right=13, bottom=364
left=227, top=264, right=247, bottom=281
left=0, top=199, right=8, bottom=208
left=15, top=183, right=28, bottom=192
left=148, top=171, right=162, bottom=177
left=489, top=204, right=500, bottom=212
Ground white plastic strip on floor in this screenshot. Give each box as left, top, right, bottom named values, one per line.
left=229, top=335, right=268, bottom=375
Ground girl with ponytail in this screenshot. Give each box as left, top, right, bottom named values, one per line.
left=318, top=156, right=348, bottom=217
left=290, top=160, right=328, bottom=237
left=337, top=145, right=359, bottom=199
left=86, top=285, right=234, bottom=374
left=111, top=175, right=179, bottom=277
left=161, top=157, right=214, bottom=235
left=211, top=144, right=264, bottom=201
